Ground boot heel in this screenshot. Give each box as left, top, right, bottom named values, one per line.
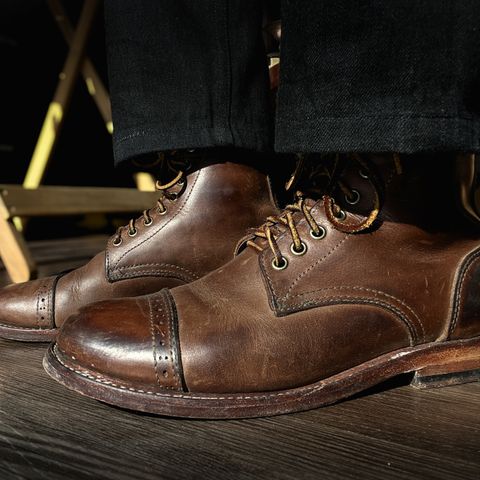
left=411, top=348, right=480, bottom=389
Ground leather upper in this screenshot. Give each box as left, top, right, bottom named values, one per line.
left=54, top=154, right=480, bottom=394
left=0, top=159, right=277, bottom=333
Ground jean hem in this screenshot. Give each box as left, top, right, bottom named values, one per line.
left=113, top=123, right=272, bottom=165
left=274, top=115, right=480, bottom=153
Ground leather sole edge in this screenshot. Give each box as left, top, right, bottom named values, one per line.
left=43, top=336, right=480, bottom=419
left=0, top=324, right=57, bottom=342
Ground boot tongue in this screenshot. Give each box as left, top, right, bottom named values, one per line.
left=240, top=153, right=468, bottom=259
left=286, top=154, right=339, bottom=199
left=381, top=153, right=467, bottom=231
left=322, top=153, right=437, bottom=225
left=324, top=154, right=387, bottom=218
left=333, top=153, right=469, bottom=232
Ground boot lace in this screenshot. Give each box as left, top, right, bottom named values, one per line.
left=112, top=156, right=189, bottom=246
left=248, top=154, right=394, bottom=269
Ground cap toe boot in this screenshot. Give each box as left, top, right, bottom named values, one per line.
left=45, top=153, right=480, bottom=418
left=0, top=153, right=277, bottom=341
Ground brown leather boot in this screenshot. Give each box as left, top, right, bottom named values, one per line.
left=45, top=153, right=480, bottom=418
left=0, top=151, right=277, bottom=341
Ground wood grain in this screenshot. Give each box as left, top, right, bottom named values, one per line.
left=0, top=185, right=158, bottom=217
left=0, top=237, right=479, bottom=480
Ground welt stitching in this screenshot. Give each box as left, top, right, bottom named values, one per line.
left=108, top=170, right=201, bottom=271
left=55, top=346, right=307, bottom=399
left=0, top=322, right=54, bottom=331
left=55, top=343, right=316, bottom=399
left=289, top=285, right=425, bottom=339
left=54, top=340, right=430, bottom=401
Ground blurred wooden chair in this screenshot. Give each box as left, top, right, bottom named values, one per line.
left=0, top=3, right=284, bottom=284
left=0, top=0, right=156, bottom=283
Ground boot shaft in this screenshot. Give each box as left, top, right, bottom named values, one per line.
left=299, top=152, right=472, bottom=233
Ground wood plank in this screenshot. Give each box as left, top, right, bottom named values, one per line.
left=0, top=237, right=478, bottom=479
left=0, top=236, right=107, bottom=286
left=0, top=185, right=158, bottom=217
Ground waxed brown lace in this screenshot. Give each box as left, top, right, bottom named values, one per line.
left=112, top=158, right=187, bottom=246
left=247, top=192, right=323, bottom=267
left=248, top=154, right=391, bottom=268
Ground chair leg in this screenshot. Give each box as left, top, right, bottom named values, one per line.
left=23, top=0, right=99, bottom=190
left=0, top=196, right=36, bottom=283
left=47, top=0, right=113, bottom=133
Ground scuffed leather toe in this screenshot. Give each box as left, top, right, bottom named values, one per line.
left=54, top=290, right=185, bottom=392
left=0, top=276, right=59, bottom=340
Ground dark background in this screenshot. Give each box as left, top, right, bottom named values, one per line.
left=0, top=0, right=134, bottom=239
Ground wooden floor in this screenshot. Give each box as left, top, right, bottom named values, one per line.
left=0, top=237, right=479, bottom=480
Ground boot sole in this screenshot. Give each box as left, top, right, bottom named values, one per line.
left=43, top=336, right=480, bottom=419
left=0, top=324, right=57, bottom=342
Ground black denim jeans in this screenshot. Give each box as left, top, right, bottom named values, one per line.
left=104, top=0, right=480, bottom=166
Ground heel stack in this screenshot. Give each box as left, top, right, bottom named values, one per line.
left=411, top=339, right=480, bottom=389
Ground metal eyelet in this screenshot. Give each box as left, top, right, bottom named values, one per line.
left=334, top=209, right=347, bottom=221
left=128, top=228, right=137, bottom=237
left=170, top=193, right=178, bottom=202
left=271, top=257, right=288, bottom=271
left=290, top=241, right=307, bottom=256
left=359, top=169, right=369, bottom=179
left=177, top=178, right=186, bottom=187
left=310, top=226, right=326, bottom=240
left=113, top=237, right=122, bottom=247
left=144, top=217, right=153, bottom=226
left=158, top=207, right=168, bottom=215
left=345, top=189, right=361, bottom=205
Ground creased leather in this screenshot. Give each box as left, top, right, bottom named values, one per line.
left=54, top=154, right=480, bottom=395
left=0, top=160, right=277, bottom=336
